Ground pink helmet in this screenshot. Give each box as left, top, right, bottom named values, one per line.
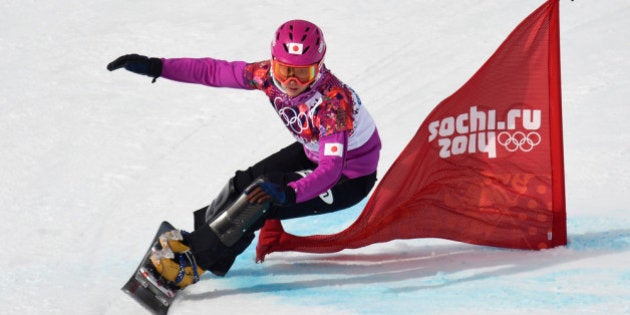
left=271, top=20, right=326, bottom=66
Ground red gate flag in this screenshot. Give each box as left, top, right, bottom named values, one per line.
left=256, top=0, right=565, bottom=261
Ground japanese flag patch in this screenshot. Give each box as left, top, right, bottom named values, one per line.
left=324, top=142, right=344, bottom=157
left=287, top=42, right=304, bottom=55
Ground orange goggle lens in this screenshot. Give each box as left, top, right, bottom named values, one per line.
left=272, top=60, right=319, bottom=86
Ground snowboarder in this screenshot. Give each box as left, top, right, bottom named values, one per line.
left=108, top=19, right=381, bottom=288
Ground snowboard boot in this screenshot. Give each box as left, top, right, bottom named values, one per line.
left=149, top=230, right=205, bottom=288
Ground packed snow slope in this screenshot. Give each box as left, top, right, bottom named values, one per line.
left=1, top=1, right=628, bottom=314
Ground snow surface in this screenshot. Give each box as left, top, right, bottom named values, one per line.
left=1, top=0, right=629, bottom=314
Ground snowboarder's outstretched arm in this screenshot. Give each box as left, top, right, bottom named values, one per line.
left=107, top=53, right=251, bottom=89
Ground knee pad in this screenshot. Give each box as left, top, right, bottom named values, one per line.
left=209, top=182, right=270, bottom=247
left=205, top=177, right=240, bottom=223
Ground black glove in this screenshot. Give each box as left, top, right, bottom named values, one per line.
left=246, top=179, right=296, bottom=206
left=107, top=54, right=163, bottom=82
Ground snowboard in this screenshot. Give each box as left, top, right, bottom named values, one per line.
left=122, top=221, right=181, bottom=314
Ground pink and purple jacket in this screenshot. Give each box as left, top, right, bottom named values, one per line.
left=160, top=58, right=381, bottom=203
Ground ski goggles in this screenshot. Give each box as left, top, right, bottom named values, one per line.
left=272, top=59, right=320, bottom=86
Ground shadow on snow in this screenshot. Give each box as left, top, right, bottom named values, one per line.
left=182, top=229, right=629, bottom=300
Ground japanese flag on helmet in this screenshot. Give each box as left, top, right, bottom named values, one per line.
left=287, top=43, right=304, bottom=55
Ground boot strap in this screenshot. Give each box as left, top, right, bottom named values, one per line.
left=175, top=251, right=201, bottom=285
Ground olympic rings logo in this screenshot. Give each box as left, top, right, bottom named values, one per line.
left=277, top=106, right=311, bottom=134
left=497, top=131, right=541, bottom=153
left=274, top=97, right=313, bottom=134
